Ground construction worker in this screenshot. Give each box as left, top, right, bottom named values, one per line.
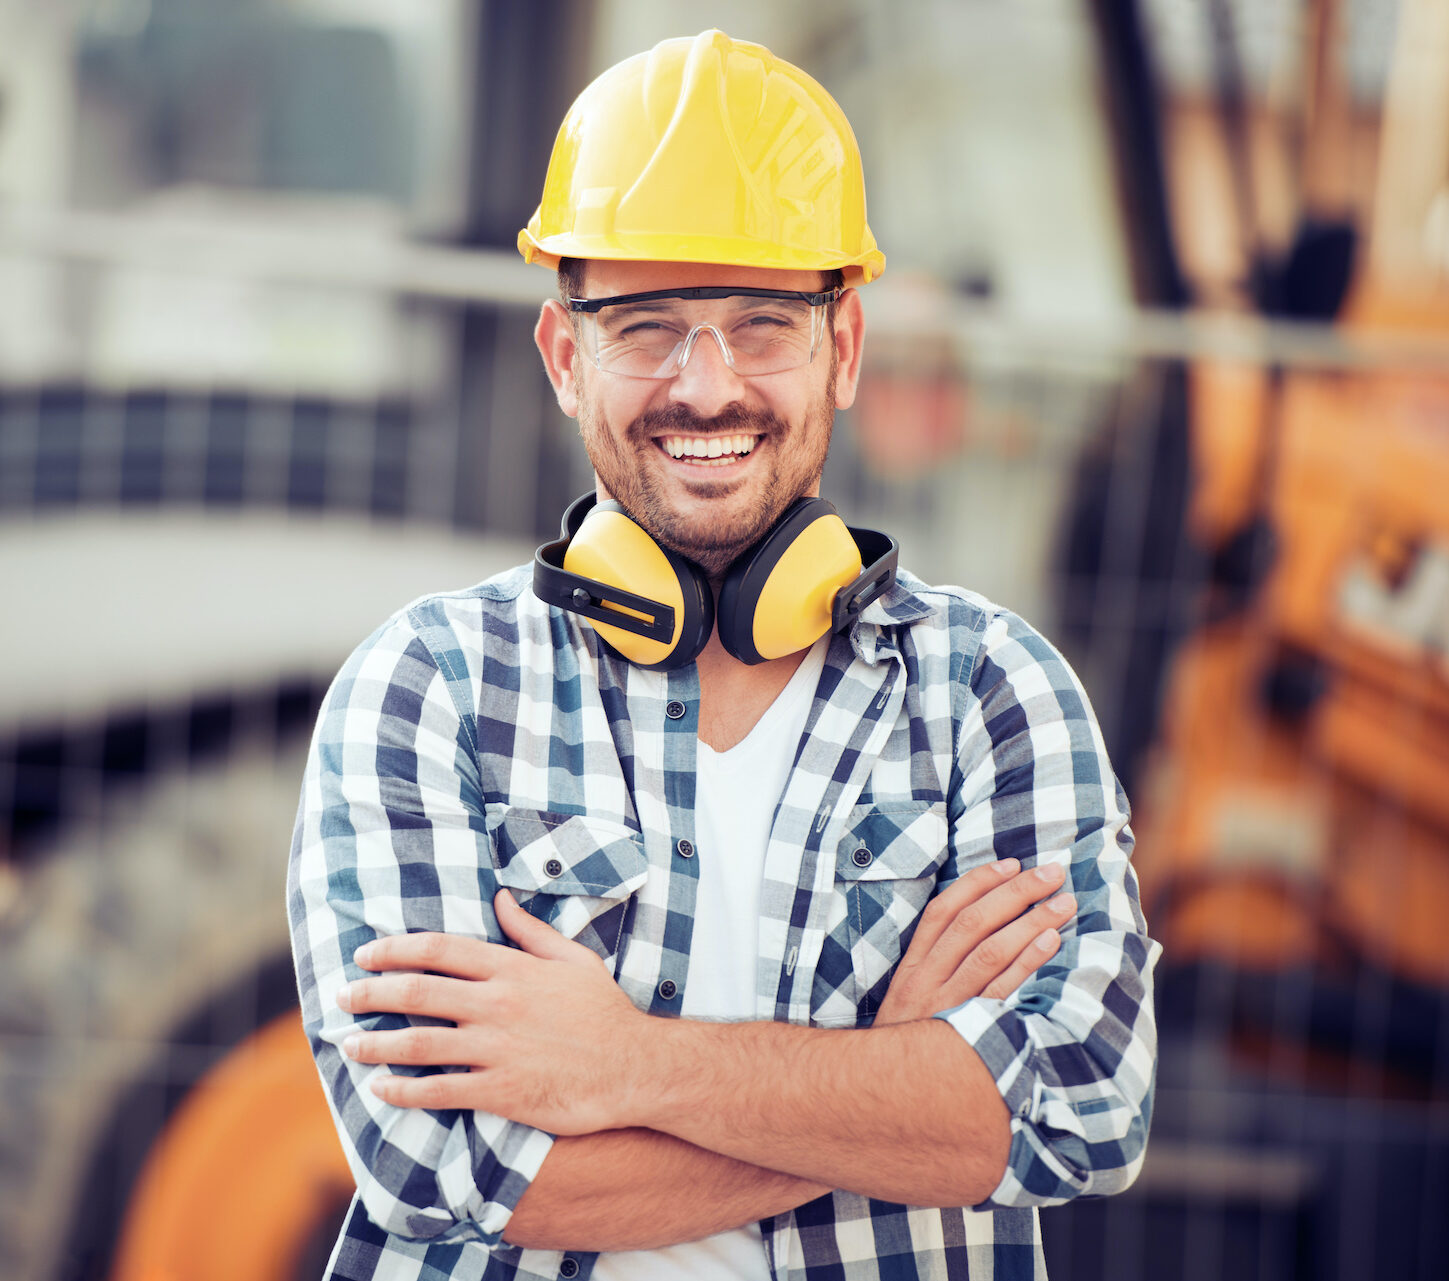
left=289, top=30, right=1159, bottom=1280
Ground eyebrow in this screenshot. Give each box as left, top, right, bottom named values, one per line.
left=598, top=298, right=686, bottom=320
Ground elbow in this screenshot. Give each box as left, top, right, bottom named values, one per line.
left=306, top=1034, right=516, bottom=1245
left=355, top=1187, right=502, bottom=1247
left=341, top=1087, right=550, bottom=1246
left=1075, top=1074, right=1155, bottom=1200
left=990, top=1089, right=1154, bottom=1209
left=346, top=1152, right=508, bottom=1247
left=1086, top=1109, right=1151, bottom=1198
left=1062, top=1128, right=1150, bottom=1202
left=355, top=1186, right=473, bottom=1245
left=342, top=1128, right=486, bottom=1245
left=304, top=1013, right=552, bottom=1246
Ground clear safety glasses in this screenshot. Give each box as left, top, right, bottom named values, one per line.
left=567, top=286, right=840, bottom=380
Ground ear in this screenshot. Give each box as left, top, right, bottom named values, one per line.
left=830, top=288, right=866, bottom=411
left=535, top=299, right=582, bottom=418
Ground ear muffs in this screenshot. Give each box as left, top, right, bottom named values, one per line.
left=717, top=498, right=861, bottom=664
left=533, top=494, right=714, bottom=670
left=533, top=493, right=898, bottom=670
left=716, top=498, right=901, bottom=663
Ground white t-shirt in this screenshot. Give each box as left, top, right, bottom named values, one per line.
left=590, top=639, right=829, bottom=1281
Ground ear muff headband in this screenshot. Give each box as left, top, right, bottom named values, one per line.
left=831, top=526, right=899, bottom=633
left=533, top=494, right=714, bottom=670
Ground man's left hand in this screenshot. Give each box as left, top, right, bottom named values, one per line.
left=338, top=889, right=647, bottom=1134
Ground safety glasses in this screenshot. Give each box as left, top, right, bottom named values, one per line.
left=567, top=286, right=840, bottom=380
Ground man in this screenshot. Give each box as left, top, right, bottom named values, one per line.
left=289, top=29, right=1159, bottom=1281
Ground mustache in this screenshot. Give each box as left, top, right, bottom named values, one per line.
left=628, top=402, right=787, bottom=441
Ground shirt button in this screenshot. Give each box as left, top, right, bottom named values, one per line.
left=658, top=979, right=678, bottom=1001
left=676, top=838, right=695, bottom=859
left=559, top=1259, right=580, bottom=1279
left=665, top=699, right=687, bottom=720
left=851, top=846, right=873, bottom=868
left=544, top=858, right=564, bottom=878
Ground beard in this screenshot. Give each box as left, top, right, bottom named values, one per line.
left=578, top=373, right=837, bottom=579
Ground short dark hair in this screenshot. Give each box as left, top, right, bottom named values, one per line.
left=557, top=257, right=587, bottom=304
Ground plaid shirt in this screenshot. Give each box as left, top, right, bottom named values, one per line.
left=288, top=565, right=1159, bottom=1281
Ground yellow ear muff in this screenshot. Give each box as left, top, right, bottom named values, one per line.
left=751, top=514, right=862, bottom=660
left=716, top=498, right=862, bottom=664
left=564, top=509, right=683, bottom=666
left=558, top=501, right=714, bottom=669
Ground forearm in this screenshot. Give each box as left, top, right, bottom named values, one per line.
left=342, top=895, right=1019, bottom=1216
left=623, top=1017, right=1011, bottom=1207
left=504, top=1128, right=828, bottom=1251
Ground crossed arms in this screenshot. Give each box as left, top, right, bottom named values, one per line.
left=335, top=863, right=1074, bottom=1250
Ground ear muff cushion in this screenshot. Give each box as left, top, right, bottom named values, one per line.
left=563, top=504, right=713, bottom=669
left=718, top=500, right=862, bottom=664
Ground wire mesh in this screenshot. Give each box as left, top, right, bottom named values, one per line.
left=0, top=238, right=1446, bottom=1280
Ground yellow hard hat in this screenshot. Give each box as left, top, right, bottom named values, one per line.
left=518, top=29, right=885, bottom=287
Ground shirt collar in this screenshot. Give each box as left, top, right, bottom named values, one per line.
left=846, top=572, right=938, bottom=667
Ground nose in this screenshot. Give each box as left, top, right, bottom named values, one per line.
left=668, top=325, right=747, bottom=417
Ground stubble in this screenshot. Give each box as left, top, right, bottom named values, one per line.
left=577, top=362, right=838, bottom=578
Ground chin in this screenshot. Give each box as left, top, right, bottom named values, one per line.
left=654, top=498, right=784, bottom=571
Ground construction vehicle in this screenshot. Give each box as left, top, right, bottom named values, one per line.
left=1121, top=0, right=1449, bottom=1085
left=1, top=4, right=1445, bottom=1280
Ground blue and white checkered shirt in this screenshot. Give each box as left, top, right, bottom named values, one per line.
left=288, top=564, right=1160, bottom=1281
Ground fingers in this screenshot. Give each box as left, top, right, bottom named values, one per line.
left=338, top=971, right=483, bottom=1022
left=939, top=891, right=1075, bottom=1008
left=354, top=931, right=505, bottom=980
left=369, top=1069, right=489, bottom=1111
left=338, top=971, right=498, bottom=1072
left=876, top=860, right=1077, bottom=1024
left=343, top=1023, right=477, bottom=1068
left=907, top=858, right=1021, bottom=958
left=906, top=860, right=1069, bottom=993
left=350, top=891, right=583, bottom=981
left=981, top=928, right=1062, bottom=1001
left=494, top=889, right=591, bottom=963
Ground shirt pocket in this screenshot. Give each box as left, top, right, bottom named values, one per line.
left=834, top=801, right=949, bottom=1017
left=486, top=807, right=649, bottom=967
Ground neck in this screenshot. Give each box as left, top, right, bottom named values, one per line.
left=693, top=630, right=812, bottom=753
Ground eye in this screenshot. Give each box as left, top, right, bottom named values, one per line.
left=735, top=310, right=803, bottom=333
left=613, top=317, right=684, bottom=339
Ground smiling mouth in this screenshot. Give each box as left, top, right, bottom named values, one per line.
left=657, top=433, right=762, bottom=465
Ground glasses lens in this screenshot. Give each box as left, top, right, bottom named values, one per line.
left=582, top=295, right=824, bottom=379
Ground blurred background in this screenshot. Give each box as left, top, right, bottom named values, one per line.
left=1, top=1, right=1446, bottom=1278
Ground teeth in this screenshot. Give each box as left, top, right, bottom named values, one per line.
left=661, top=434, right=758, bottom=460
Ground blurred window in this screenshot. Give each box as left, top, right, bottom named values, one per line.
left=70, top=0, right=467, bottom=221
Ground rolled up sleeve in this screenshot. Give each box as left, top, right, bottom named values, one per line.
left=286, top=612, right=554, bottom=1243
left=936, top=610, right=1161, bottom=1207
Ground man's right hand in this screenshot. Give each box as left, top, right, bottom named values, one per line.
left=874, top=858, right=1075, bottom=1026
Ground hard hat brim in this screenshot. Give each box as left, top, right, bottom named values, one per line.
left=518, top=225, right=885, bottom=288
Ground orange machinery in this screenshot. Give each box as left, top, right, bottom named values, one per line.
left=1132, top=297, right=1449, bottom=995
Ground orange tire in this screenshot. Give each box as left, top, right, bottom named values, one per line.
left=109, top=1010, right=354, bottom=1281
